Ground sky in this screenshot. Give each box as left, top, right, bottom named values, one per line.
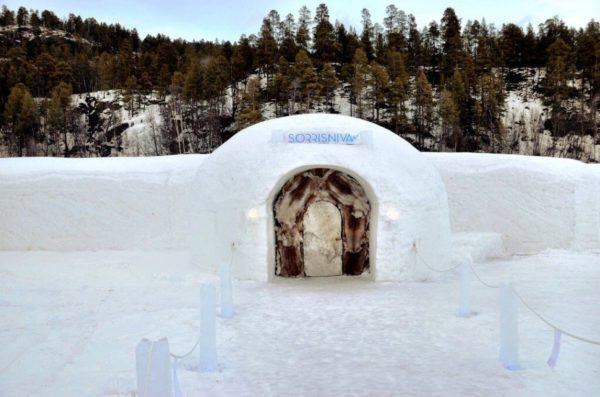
left=4, top=0, right=599, bottom=42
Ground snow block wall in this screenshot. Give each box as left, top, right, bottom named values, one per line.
left=426, top=153, right=600, bottom=253
left=2, top=121, right=597, bottom=280
left=0, top=155, right=205, bottom=251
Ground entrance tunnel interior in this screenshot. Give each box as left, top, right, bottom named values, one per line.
left=273, top=168, right=371, bottom=277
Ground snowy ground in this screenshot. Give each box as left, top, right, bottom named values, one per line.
left=0, top=250, right=599, bottom=396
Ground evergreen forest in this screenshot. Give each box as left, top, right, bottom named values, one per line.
left=0, top=4, right=598, bottom=160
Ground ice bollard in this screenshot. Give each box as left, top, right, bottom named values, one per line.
left=200, top=283, right=218, bottom=371
left=136, top=338, right=174, bottom=397
left=456, top=257, right=472, bottom=317
left=499, top=283, right=520, bottom=370
left=220, top=262, right=234, bottom=318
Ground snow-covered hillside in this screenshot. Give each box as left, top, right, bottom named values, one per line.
left=82, top=68, right=600, bottom=162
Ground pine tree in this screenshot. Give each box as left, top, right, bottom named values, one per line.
left=53, top=61, right=73, bottom=87
left=360, top=8, right=374, bottom=60
left=34, top=52, right=56, bottom=95
left=0, top=6, right=15, bottom=26
left=575, top=22, right=600, bottom=136
left=440, top=7, right=463, bottom=81
left=16, top=7, right=28, bottom=27
left=270, top=56, right=291, bottom=116
left=235, top=77, right=262, bottom=129
left=350, top=48, right=369, bottom=118
left=47, top=82, right=73, bottom=156
left=267, top=10, right=283, bottom=45
left=29, top=10, right=40, bottom=30
left=500, top=23, right=525, bottom=69
left=523, top=24, right=537, bottom=68
left=280, top=13, right=298, bottom=62
left=312, top=3, right=336, bottom=62
left=439, top=88, right=460, bottom=150
left=369, top=61, right=389, bottom=121
left=407, top=14, right=422, bottom=69
left=546, top=37, right=573, bottom=136
left=336, top=23, right=360, bottom=65
left=293, top=49, right=319, bottom=112
left=476, top=73, right=505, bottom=150
left=183, top=59, right=203, bottom=103
left=231, top=38, right=254, bottom=116
left=428, top=21, right=442, bottom=67
left=138, top=72, right=152, bottom=106
left=256, top=17, right=278, bottom=82
left=4, top=84, right=38, bottom=156
left=123, top=75, right=138, bottom=118
left=386, top=51, right=409, bottom=134
left=319, top=62, right=338, bottom=110
left=296, top=6, right=311, bottom=51
left=78, top=95, right=102, bottom=154
left=413, top=68, right=434, bottom=149
left=157, top=64, right=171, bottom=99
left=373, top=25, right=386, bottom=62
left=448, top=69, right=468, bottom=148
left=204, top=55, right=229, bottom=150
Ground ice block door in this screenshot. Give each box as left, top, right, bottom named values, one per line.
left=303, top=201, right=343, bottom=276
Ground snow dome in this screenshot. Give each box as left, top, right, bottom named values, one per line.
left=190, top=114, right=452, bottom=281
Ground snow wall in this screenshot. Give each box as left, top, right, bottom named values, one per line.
left=1, top=139, right=598, bottom=276
left=426, top=153, right=600, bottom=253
left=0, top=155, right=205, bottom=251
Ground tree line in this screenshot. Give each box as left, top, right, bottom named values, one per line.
left=0, top=4, right=598, bottom=157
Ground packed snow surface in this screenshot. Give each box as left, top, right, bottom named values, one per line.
left=0, top=250, right=598, bottom=396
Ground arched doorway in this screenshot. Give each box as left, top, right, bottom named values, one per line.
left=273, top=168, right=371, bottom=277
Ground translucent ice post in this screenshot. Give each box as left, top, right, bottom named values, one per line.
left=136, top=338, right=174, bottom=397
left=457, top=256, right=472, bottom=317
left=200, top=284, right=218, bottom=371
left=220, top=262, right=233, bottom=318
left=499, top=283, right=520, bottom=370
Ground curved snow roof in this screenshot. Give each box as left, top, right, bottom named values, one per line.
left=191, top=114, right=452, bottom=281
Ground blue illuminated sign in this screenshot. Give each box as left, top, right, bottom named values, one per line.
left=285, top=132, right=361, bottom=145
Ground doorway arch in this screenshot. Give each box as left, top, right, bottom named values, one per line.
left=273, top=168, right=371, bottom=277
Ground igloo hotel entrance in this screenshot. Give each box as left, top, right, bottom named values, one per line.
left=273, top=168, right=371, bottom=277
left=190, top=114, right=452, bottom=282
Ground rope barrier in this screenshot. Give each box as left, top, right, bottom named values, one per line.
left=170, top=244, right=235, bottom=360
left=511, top=286, right=600, bottom=346
left=414, top=249, right=461, bottom=273
left=468, top=262, right=500, bottom=289
left=447, top=253, right=600, bottom=347
left=415, top=249, right=598, bottom=346
left=169, top=335, right=202, bottom=359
